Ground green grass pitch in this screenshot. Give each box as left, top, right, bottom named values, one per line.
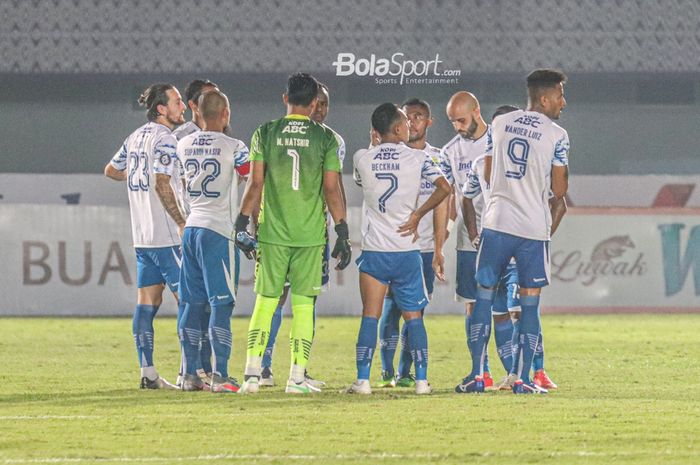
left=1, top=314, right=700, bottom=464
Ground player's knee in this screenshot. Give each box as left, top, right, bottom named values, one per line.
left=465, top=302, right=475, bottom=316
left=210, top=303, right=234, bottom=322
left=137, top=285, right=164, bottom=307
left=401, top=310, right=423, bottom=321
left=493, top=313, right=511, bottom=323
left=477, top=285, right=496, bottom=301
left=363, top=307, right=383, bottom=319
left=519, top=287, right=541, bottom=297
left=509, top=310, right=521, bottom=322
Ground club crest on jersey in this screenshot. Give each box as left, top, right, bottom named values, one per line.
left=159, top=153, right=172, bottom=165
left=282, top=121, right=308, bottom=134
left=514, top=115, right=542, bottom=128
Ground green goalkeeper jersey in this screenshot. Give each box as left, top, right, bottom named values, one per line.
left=250, top=114, right=342, bottom=246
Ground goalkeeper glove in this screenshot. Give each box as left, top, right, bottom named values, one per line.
left=234, top=214, right=257, bottom=260
left=331, top=220, right=352, bottom=270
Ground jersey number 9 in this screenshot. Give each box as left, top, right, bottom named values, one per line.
left=505, top=137, right=530, bottom=180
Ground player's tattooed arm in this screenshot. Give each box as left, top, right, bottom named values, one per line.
left=104, top=163, right=126, bottom=181
left=155, top=173, right=186, bottom=236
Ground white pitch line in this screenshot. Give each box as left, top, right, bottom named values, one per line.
left=0, top=416, right=98, bottom=420
left=2, top=453, right=440, bottom=464
left=1, top=450, right=692, bottom=464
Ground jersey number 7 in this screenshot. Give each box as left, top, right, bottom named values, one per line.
left=375, top=173, right=398, bottom=213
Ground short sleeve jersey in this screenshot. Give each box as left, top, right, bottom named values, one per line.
left=416, top=142, right=443, bottom=252
left=353, top=143, right=445, bottom=252
left=172, top=121, right=201, bottom=141
left=461, top=154, right=489, bottom=232
left=110, top=121, right=181, bottom=248
left=482, top=110, right=570, bottom=241
left=440, top=128, right=489, bottom=251
left=172, top=121, right=202, bottom=214
left=250, top=115, right=341, bottom=246
left=177, top=131, right=250, bottom=238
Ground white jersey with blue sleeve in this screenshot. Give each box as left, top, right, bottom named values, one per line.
left=110, top=122, right=181, bottom=248
left=461, top=154, right=489, bottom=232
left=177, top=131, right=250, bottom=238
left=353, top=143, right=446, bottom=252
left=482, top=110, right=570, bottom=241
left=416, top=142, right=443, bottom=252
left=440, top=129, right=489, bottom=252
left=172, top=122, right=202, bottom=216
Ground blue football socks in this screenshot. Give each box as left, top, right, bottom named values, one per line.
left=356, top=316, right=378, bottom=380
left=404, top=318, right=428, bottom=381
left=208, top=303, right=234, bottom=378
left=379, top=297, right=400, bottom=377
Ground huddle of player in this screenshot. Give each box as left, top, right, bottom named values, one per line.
left=105, top=68, right=569, bottom=396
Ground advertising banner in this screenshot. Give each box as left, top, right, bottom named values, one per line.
left=1, top=205, right=698, bottom=316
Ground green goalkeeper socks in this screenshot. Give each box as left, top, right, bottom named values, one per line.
left=245, top=294, right=279, bottom=377
left=289, top=294, right=315, bottom=381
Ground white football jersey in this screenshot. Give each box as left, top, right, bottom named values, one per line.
left=324, top=124, right=346, bottom=165
left=172, top=121, right=203, bottom=215
left=177, top=131, right=250, bottom=238
left=323, top=125, right=346, bottom=232
left=353, top=143, right=445, bottom=252
left=440, top=128, right=489, bottom=251
left=172, top=121, right=200, bottom=141
left=461, top=154, right=489, bottom=232
left=416, top=142, right=443, bottom=252
left=482, top=110, right=570, bottom=241
left=110, top=122, right=181, bottom=248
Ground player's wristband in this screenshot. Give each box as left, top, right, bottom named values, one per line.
left=335, top=220, right=349, bottom=240
left=446, top=219, right=455, bottom=234
left=235, top=214, right=250, bottom=233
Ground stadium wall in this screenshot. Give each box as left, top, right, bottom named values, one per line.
left=1, top=78, right=699, bottom=176
left=2, top=195, right=699, bottom=316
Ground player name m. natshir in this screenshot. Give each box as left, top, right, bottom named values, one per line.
left=276, top=137, right=310, bottom=147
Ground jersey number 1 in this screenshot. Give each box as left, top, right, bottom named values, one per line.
left=287, top=149, right=300, bottom=191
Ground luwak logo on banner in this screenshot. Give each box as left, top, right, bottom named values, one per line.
left=551, top=235, right=647, bottom=286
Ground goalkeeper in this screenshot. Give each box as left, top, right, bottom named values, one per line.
left=236, top=73, right=350, bottom=394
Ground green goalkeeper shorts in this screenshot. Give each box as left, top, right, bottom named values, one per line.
left=254, top=243, right=325, bottom=297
